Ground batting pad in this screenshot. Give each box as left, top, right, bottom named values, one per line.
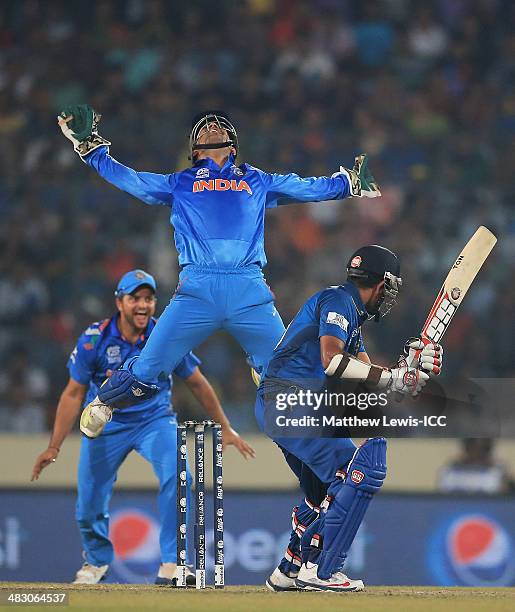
left=316, top=437, right=387, bottom=579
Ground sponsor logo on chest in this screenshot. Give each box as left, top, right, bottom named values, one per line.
left=106, top=344, right=122, bottom=365
left=195, top=167, right=210, bottom=178
left=192, top=178, right=252, bottom=195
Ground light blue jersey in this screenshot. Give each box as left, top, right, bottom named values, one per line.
left=85, top=148, right=350, bottom=268
left=82, top=146, right=353, bottom=392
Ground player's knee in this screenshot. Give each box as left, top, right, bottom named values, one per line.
left=75, top=510, right=107, bottom=524
left=347, top=437, right=387, bottom=494
left=128, top=354, right=163, bottom=383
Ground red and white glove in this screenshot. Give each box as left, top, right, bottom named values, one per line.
left=388, top=362, right=429, bottom=397
left=404, top=338, right=443, bottom=376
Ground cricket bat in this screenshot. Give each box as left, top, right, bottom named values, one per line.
left=395, top=226, right=496, bottom=401
left=417, top=225, right=497, bottom=348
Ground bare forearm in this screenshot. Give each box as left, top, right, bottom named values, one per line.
left=48, top=393, right=83, bottom=450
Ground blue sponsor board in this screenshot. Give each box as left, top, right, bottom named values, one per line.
left=0, top=490, right=514, bottom=586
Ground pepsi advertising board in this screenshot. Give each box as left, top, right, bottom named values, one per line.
left=0, top=490, right=514, bottom=586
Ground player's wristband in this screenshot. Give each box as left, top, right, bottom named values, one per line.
left=324, top=353, right=391, bottom=388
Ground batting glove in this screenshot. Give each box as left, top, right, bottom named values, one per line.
left=403, top=338, right=444, bottom=376
left=388, top=362, right=429, bottom=397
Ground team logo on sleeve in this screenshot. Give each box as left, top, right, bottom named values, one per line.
left=326, top=311, right=349, bottom=331
left=85, top=326, right=101, bottom=336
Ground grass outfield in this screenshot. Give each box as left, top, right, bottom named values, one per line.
left=0, top=584, right=514, bottom=612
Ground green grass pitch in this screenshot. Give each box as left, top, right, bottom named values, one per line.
left=1, top=584, right=514, bottom=612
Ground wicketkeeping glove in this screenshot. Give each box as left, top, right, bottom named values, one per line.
left=332, top=154, right=381, bottom=198
left=57, top=104, right=110, bottom=158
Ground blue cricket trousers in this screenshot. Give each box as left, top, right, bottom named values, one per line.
left=75, top=413, right=191, bottom=566
left=132, top=265, right=286, bottom=383
left=254, top=388, right=357, bottom=485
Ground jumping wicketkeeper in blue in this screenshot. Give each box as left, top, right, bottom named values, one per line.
left=58, top=105, right=381, bottom=437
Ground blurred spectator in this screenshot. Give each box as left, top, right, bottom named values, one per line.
left=408, top=7, right=448, bottom=60
left=0, top=347, right=48, bottom=433
left=438, top=439, right=515, bottom=494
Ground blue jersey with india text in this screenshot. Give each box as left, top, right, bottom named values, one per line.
left=68, top=315, right=200, bottom=421
left=263, top=282, right=368, bottom=389
left=85, top=148, right=350, bottom=269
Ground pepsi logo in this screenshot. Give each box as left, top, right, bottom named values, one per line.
left=109, top=509, right=160, bottom=583
left=446, top=515, right=514, bottom=586
left=429, top=513, right=514, bottom=586
left=351, top=470, right=365, bottom=484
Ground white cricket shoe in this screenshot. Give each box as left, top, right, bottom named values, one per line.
left=73, top=562, right=109, bottom=584
left=155, top=564, right=196, bottom=586
left=295, top=562, right=365, bottom=592
left=265, top=567, right=299, bottom=592
left=80, top=397, right=112, bottom=438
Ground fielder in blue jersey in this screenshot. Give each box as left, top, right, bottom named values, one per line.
left=31, top=269, right=254, bottom=585
left=255, top=246, right=444, bottom=592
left=57, top=105, right=382, bottom=437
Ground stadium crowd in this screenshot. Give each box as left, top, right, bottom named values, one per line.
left=0, top=0, right=513, bottom=432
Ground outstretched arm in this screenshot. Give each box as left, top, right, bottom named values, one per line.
left=184, top=368, right=256, bottom=459
left=85, top=147, right=177, bottom=206
left=58, top=105, right=176, bottom=205
left=263, top=154, right=380, bottom=207
left=31, top=378, right=86, bottom=481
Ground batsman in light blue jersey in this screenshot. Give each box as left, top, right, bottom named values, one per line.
left=31, top=270, right=254, bottom=585
left=57, top=105, right=381, bottom=435
left=256, top=246, right=444, bottom=592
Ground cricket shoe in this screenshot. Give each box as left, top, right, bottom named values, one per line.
left=265, top=567, right=299, bottom=592
left=73, top=562, right=109, bottom=584
left=80, top=397, right=112, bottom=438
left=295, top=562, right=364, bottom=592
left=155, top=564, right=196, bottom=587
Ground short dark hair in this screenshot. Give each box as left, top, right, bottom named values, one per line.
left=347, top=275, right=382, bottom=289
